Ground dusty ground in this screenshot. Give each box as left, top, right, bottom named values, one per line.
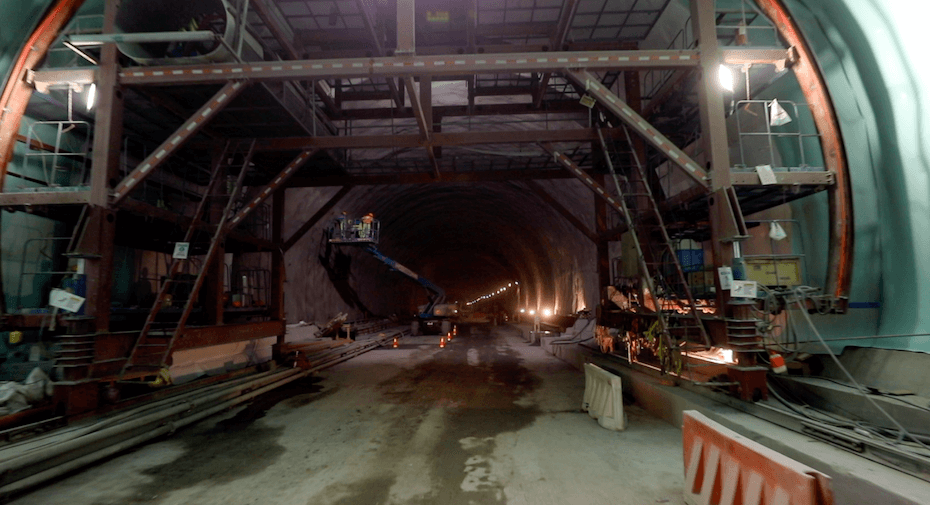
left=11, top=324, right=686, bottom=505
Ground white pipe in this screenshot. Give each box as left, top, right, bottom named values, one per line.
left=0, top=367, right=311, bottom=497
left=0, top=334, right=396, bottom=497
left=0, top=368, right=302, bottom=476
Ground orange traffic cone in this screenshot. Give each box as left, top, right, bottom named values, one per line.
left=440, top=337, right=446, bottom=348
left=453, top=325, right=458, bottom=336
left=446, top=331, right=453, bottom=342
left=392, top=337, right=399, bottom=348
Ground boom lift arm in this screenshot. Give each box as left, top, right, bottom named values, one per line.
left=364, top=245, right=446, bottom=319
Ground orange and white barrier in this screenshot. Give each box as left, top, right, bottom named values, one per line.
left=683, top=411, right=833, bottom=505
left=582, top=363, right=626, bottom=431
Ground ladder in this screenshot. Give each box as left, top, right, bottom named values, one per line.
left=597, top=126, right=711, bottom=372
left=118, top=139, right=256, bottom=381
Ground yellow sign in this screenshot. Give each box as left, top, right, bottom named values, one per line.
left=426, top=11, right=450, bottom=22
left=9, top=331, right=23, bottom=344
left=744, top=257, right=802, bottom=286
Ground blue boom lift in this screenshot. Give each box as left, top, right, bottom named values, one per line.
left=327, top=215, right=455, bottom=335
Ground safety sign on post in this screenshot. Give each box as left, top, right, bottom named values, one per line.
left=172, top=242, right=190, bottom=259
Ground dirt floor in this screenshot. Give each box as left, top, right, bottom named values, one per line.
left=10, top=324, right=686, bottom=505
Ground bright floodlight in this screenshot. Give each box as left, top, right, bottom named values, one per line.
left=718, top=65, right=734, bottom=92
left=529, top=309, right=536, bottom=315
left=519, top=308, right=526, bottom=313
left=86, top=83, right=97, bottom=110
left=542, top=308, right=552, bottom=317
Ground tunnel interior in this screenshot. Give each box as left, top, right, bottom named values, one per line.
left=284, top=179, right=597, bottom=322
left=2, top=1, right=930, bottom=495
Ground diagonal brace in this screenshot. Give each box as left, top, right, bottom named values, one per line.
left=283, top=185, right=353, bottom=251
left=525, top=180, right=597, bottom=242
left=227, top=148, right=319, bottom=230
left=111, top=80, right=248, bottom=206
left=563, top=69, right=709, bottom=190
left=540, top=143, right=627, bottom=218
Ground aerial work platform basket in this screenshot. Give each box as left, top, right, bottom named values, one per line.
left=328, top=214, right=380, bottom=245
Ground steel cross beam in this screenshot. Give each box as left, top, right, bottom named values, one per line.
left=403, top=77, right=440, bottom=177
left=30, top=50, right=701, bottom=88
left=541, top=143, right=627, bottom=218
left=287, top=168, right=571, bottom=187
left=564, top=69, right=709, bottom=190
left=111, top=80, right=247, bottom=206
left=251, top=127, right=624, bottom=151
left=227, top=148, right=320, bottom=230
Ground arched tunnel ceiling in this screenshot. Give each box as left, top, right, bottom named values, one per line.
left=285, top=178, right=597, bottom=318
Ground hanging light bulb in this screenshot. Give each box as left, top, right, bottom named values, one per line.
left=86, top=83, right=97, bottom=111
left=717, top=65, right=734, bottom=92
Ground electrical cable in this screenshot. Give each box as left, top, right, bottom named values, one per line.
left=789, top=287, right=930, bottom=451
left=797, top=375, right=930, bottom=414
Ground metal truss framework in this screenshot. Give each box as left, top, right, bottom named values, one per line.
left=0, top=0, right=852, bottom=417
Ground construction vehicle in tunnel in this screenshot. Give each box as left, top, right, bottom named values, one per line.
left=327, top=217, right=456, bottom=336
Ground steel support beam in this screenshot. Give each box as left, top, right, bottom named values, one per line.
left=525, top=180, right=596, bottom=242
left=0, top=191, right=91, bottom=206
left=283, top=186, right=353, bottom=251
left=227, top=148, right=319, bottom=230
left=80, top=0, right=122, bottom=334
left=89, top=0, right=123, bottom=207
left=564, top=69, right=709, bottom=190
left=253, top=127, right=624, bottom=151
left=541, top=144, right=627, bottom=217
left=251, top=0, right=339, bottom=114
left=174, top=321, right=287, bottom=351
left=287, top=168, right=571, bottom=187
left=534, top=0, right=580, bottom=108
left=692, top=0, right=738, bottom=314
left=30, top=50, right=701, bottom=88
left=271, top=190, right=286, bottom=344
left=403, top=76, right=440, bottom=177
left=357, top=0, right=404, bottom=108
left=340, top=100, right=587, bottom=120
left=111, top=80, right=247, bottom=206
left=396, top=0, right=416, bottom=54
left=0, top=0, right=86, bottom=190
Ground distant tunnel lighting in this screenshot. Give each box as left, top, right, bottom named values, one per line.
left=86, top=83, right=97, bottom=111
left=508, top=283, right=512, bottom=287
left=529, top=309, right=536, bottom=315
left=718, top=65, right=734, bottom=92
left=519, top=308, right=526, bottom=313
left=542, top=308, right=552, bottom=317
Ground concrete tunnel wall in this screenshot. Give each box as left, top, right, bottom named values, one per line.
left=282, top=180, right=599, bottom=324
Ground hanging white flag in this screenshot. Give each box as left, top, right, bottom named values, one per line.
left=769, top=222, right=788, bottom=241
left=770, top=99, right=792, bottom=126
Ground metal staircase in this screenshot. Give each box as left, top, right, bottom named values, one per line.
left=597, top=126, right=711, bottom=372
left=118, top=139, right=256, bottom=380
